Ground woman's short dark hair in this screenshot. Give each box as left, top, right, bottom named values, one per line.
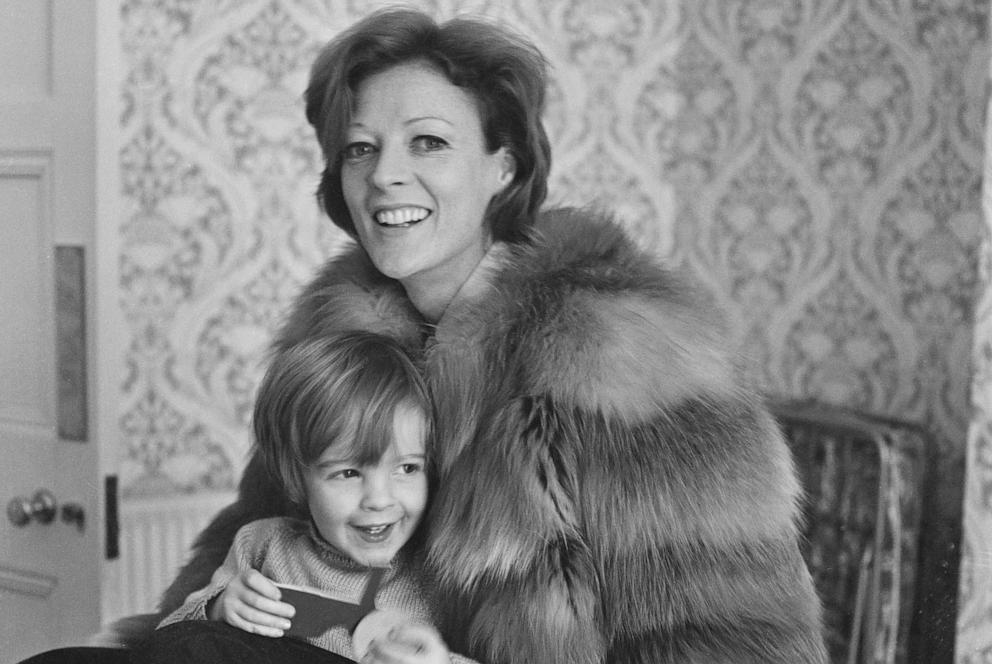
left=305, top=8, right=551, bottom=243
left=252, top=331, right=433, bottom=510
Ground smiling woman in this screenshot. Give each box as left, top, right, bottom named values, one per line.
left=338, top=60, right=516, bottom=321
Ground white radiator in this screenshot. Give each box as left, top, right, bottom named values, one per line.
left=105, top=492, right=236, bottom=622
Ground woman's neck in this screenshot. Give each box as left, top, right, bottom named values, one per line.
left=401, top=243, right=492, bottom=324
left=402, top=266, right=477, bottom=323
left=401, top=279, right=457, bottom=323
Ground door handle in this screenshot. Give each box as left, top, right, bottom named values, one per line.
left=7, top=489, right=86, bottom=531
left=7, top=489, right=58, bottom=526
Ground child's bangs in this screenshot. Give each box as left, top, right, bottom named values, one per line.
left=299, top=359, right=426, bottom=467
left=339, top=401, right=402, bottom=466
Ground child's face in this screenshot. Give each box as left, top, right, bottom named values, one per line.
left=303, top=403, right=428, bottom=567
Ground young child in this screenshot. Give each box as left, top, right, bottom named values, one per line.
left=158, top=332, right=475, bottom=664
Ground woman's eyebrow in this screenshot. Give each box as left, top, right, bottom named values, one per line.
left=404, top=115, right=454, bottom=127
left=347, top=116, right=454, bottom=131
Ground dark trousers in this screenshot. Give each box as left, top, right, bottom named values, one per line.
left=20, top=621, right=354, bottom=664
left=18, top=648, right=130, bottom=664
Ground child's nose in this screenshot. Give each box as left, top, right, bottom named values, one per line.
left=360, top=473, right=395, bottom=510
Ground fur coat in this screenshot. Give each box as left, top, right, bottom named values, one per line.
left=151, top=208, right=827, bottom=664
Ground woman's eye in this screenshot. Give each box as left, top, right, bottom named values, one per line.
left=343, top=142, right=375, bottom=160
left=412, top=135, right=447, bottom=152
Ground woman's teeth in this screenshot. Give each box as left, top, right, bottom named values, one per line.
left=375, top=207, right=430, bottom=226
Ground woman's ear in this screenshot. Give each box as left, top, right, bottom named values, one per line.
left=495, top=148, right=516, bottom=190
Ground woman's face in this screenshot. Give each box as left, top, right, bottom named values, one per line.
left=340, top=61, right=514, bottom=291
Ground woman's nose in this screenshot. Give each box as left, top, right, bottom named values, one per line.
left=369, top=143, right=410, bottom=189
left=360, top=473, right=395, bottom=510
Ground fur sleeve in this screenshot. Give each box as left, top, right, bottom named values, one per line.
left=426, top=209, right=827, bottom=664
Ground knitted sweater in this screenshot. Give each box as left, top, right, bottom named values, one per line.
left=159, top=517, right=476, bottom=663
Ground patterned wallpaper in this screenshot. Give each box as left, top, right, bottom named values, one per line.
left=116, top=0, right=988, bottom=660
left=959, top=10, right=992, bottom=660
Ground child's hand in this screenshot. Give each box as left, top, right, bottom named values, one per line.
left=209, top=569, right=295, bottom=638
left=359, top=621, right=451, bottom=664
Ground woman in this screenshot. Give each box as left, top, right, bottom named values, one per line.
left=139, top=7, right=826, bottom=664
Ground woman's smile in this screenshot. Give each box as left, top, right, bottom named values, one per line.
left=374, top=206, right=432, bottom=227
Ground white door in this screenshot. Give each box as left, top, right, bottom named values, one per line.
left=0, top=2, right=104, bottom=662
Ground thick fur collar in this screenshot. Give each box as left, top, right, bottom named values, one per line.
left=439, top=206, right=743, bottom=421
left=273, top=244, right=425, bottom=353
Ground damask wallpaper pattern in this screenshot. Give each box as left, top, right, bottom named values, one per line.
left=117, top=0, right=988, bottom=660
left=961, top=9, right=992, bottom=661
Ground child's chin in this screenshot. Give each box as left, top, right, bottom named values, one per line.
left=356, top=547, right=398, bottom=568
left=361, top=556, right=393, bottom=568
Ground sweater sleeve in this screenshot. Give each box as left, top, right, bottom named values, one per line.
left=157, top=519, right=277, bottom=629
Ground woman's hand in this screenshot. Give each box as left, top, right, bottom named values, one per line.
left=359, top=621, right=452, bottom=664
left=208, top=568, right=295, bottom=637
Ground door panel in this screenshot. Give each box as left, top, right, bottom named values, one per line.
left=0, top=153, right=55, bottom=425
left=0, top=2, right=101, bottom=662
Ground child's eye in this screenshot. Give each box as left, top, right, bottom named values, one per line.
left=329, top=468, right=361, bottom=480
left=398, top=462, right=424, bottom=475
